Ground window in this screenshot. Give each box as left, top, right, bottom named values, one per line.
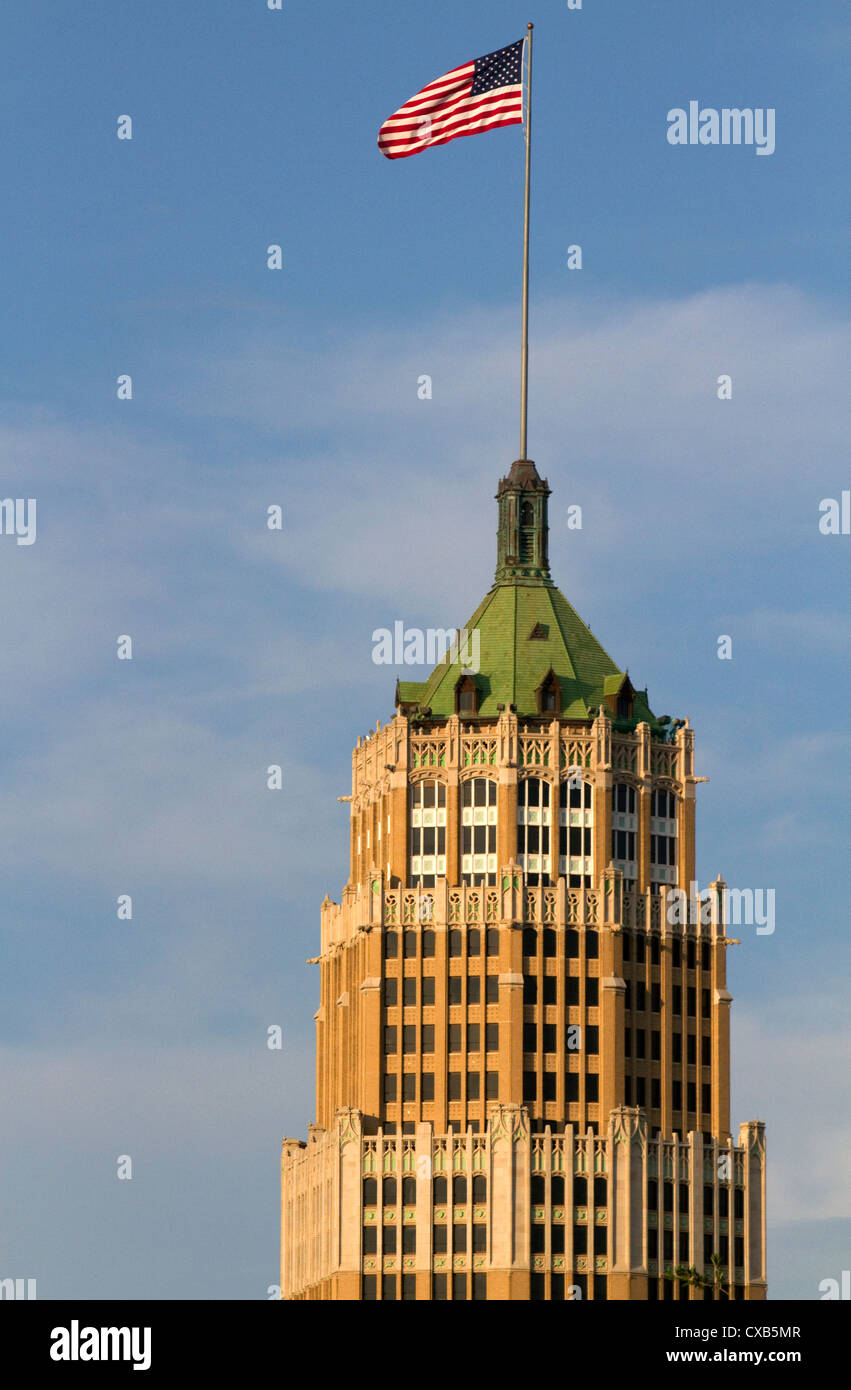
left=468, top=929, right=481, bottom=957
left=543, top=1023, right=557, bottom=1052
left=524, top=975, right=537, bottom=1005
left=455, top=672, right=479, bottom=716
left=384, top=932, right=398, bottom=959
left=485, top=1071, right=499, bottom=1100
left=543, top=1071, right=556, bottom=1101
left=448, top=1024, right=462, bottom=1053
left=467, top=1023, right=480, bottom=1052
left=384, top=1026, right=397, bottom=1054
left=422, top=930, right=435, bottom=958
left=432, top=1225, right=447, bottom=1254
left=402, top=1226, right=416, bottom=1255
left=420, top=1071, right=434, bottom=1102
left=586, top=978, right=599, bottom=1007
left=485, top=975, right=499, bottom=1003
left=566, top=1072, right=579, bottom=1101
left=523, top=1023, right=537, bottom=1052
left=611, top=782, right=637, bottom=884
left=453, top=1175, right=467, bottom=1204
left=559, top=778, right=594, bottom=886
left=523, top=1071, right=537, bottom=1101
left=566, top=975, right=579, bottom=1006
left=538, top=670, right=561, bottom=714
left=517, top=777, right=552, bottom=884
left=467, top=1071, right=480, bottom=1100
left=409, top=780, right=446, bottom=886
left=402, top=1025, right=415, bottom=1053
left=467, top=975, right=480, bottom=1005
left=403, top=978, right=416, bottom=1006
left=650, top=788, right=678, bottom=885
left=383, top=1074, right=397, bottom=1103
left=485, top=1023, right=499, bottom=1052
left=461, top=779, right=498, bottom=885
left=448, top=975, right=462, bottom=1005
left=421, top=1025, right=435, bottom=1053
left=383, top=978, right=397, bottom=1007
left=586, top=1072, right=599, bottom=1102
left=449, top=930, right=462, bottom=959
left=585, top=930, right=599, bottom=959
left=486, top=928, right=499, bottom=957
left=401, top=1073, right=415, bottom=1102
left=403, top=931, right=417, bottom=959
left=586, top=1025, right=599, bottom=1054
left=472, top=1224, right=487, bottom=1253
left=447, top=1072, right=461, bottom=1101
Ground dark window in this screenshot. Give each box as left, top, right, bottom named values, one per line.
left=448, top=1024, right=462, bottom=1053
left=587, top=978, right=599, bottom=1007
left=687, top=1033, right=697, bottom=1065
left=687, top=1081, right=697, bottom=1112
left=543, top=1023, right=557, bottom=1052
left=421, top=1072, right=434, bottom=1102
left=679, top=1184, right=689, bottom=1215
left=449, top=930, right=462, bottom=958
left=701, top=943, right=710, bottom=970
left=422, top=930, right=435, bottom=958
left=636, top=1029, right=646, bottom=1060
left=383, top=1226, right=397, bottom=1254
left=468, top=929, right=481, bottom=957
left=574, top=1176, right=587, bottom=1204
left=433, top=1176, right=447, bottom=1204
left=673, top=985, right=682, bottom=1015
left=383, top=1074, right=397, bottom=1102
left=586, top=1072, right=599, bottom=1102
left=651, top=983, right=661, bottom=1013
left=485, top=1071, right=499, bottom=1100
left=362, top=1274, right=377, bottom=1301
left=448, top=976, right=462, bottom=1005
left=447, top=1072, right=461, bottom=1101
left=734, top=1188, right=744, bottom=1219
left=453, top=1175, right=467, bottom=1204
left=403, top=977, right=416, bottom=1006
left=472, top=1273, right=486, bottom=1301
left=624, top=1026, right=632, bottom=1057
left=523, top=975, right=538, bottom=1005
left=687, top=987, right=696, bottom=1016
left=486, top=1023, right=499, bottom=1052
left=363, top=1177, right=378, bottom=1206
left=651, top=1077, right=661, bottom=1108
left=384, top=1026, right=397, bottom=1054
left=402, top=1025, right=416, bottom=1053
left=472, top=1174, right=487, bottom=1204
left=672, top=1080, right=682, bottom=1109
left=543, top=1071, right=556, bottom=1101
left=486, top=929, right=499, bottom=957
left=543, top=929, right=557, bottom=957
left=566, top=976, right=579, bottom=1006
left=566, top=930, right=580, bottom=959
left=523, top=927, right=537, bottom=956
left=401, top=1274, right=416, bottom=1301
left=422, top=977, right=435, bottom=1007
left=467, top=975, right=480, bottom=1005
left=586, top=1025, right=599, bottom=1054
left=573, top=1225, right=587, bottom=1255
left=401, top=1073, right=415, bottom=1102
left=702, top=1084, right=711, bottom=1113
left=383, top=978, right=398, bottom=1007
left=586, top=931, right=599, bottom=959
left=651, top=1029, right=661, bottom=1061
left=523, top=1023, right=537, bottom=1052
left=672, top=1031, right=682, bottom=1063
left=454, top=1225, right=467, bottom=1253
left=362, top=1225, right=377, bottom=1255
left=403, top=931, right=417, bottom=959
left=384, top=932, right=398, bottom=959
left=702, top=989, right=711, bottom=1016
left=593, top=1176, right=607, bottom=1206
left=432, top=1225, right=447, bottom=1253
left=543, top=976, right=557, bottom=1005
left=432, top=1273, right=447, bottom=1300
left=486, top=974, right=499, bottom=1003
left=467, top=1023, right=480, bottom=1052
left=402, top=1226, right=416, bottom=1255
left=687, top=941, right=696, bottom=970
left=672, top=939, right=681, bottom=966
left=467, top=1071, right=480, bottom=1100
left=523, top=1071, right=537, bottom=1101
left=566, top=1072, right=579, bottom=1101
left=531, top=1224, right=546, bottom=1253
left=472, top=1224, right=487, bottom=1253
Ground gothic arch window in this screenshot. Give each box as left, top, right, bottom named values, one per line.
left=520, top=499, right=534, bottom=527
left=409, top=780, right=446, bottom=887
left=455, top=673, right=479, bottom=716
left=461, top=777, right=497, bottom=886
left=517, top=777, right=552, bottom=885
left=650, top=787, right=678, bottom=888
left=536, top=670, right=561, bottom=715
left=559, top=777, right=594, bottom=886
left=611, top=781, right=637, bottom=889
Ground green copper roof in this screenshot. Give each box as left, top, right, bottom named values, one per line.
left=396, top=459, right=657, bottom=725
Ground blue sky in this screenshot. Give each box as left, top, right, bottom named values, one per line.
left=0, top=1, right=849, bottom=1300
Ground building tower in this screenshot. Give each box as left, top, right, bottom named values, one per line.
left=281, top=460, right=767, bottom=1301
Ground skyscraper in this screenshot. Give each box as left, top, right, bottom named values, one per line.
left=281, top=458, right=766, bottom=1301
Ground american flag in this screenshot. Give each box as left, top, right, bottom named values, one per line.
left=378, top=39, right=525, bottom=161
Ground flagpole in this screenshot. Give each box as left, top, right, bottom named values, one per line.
left=520, top=22, right=533, bottom=460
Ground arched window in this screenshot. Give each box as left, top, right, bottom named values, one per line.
left=559, top=777, right=594, bottom=886
left=409, top=780, right=446, bottom=886
left=461, top=778, right=497, bottom=886
left=611, top=781, right=637, bottom=889
left=650, top=788, right=678, bottom=887
left=517, top=777, right=552, bottom=885
left=455, top=673, right=479, bottom=716
left=537, top=669, right=561, bottom=715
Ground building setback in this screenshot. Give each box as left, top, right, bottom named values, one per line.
left=281, top=458, right=767, bottom=1301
